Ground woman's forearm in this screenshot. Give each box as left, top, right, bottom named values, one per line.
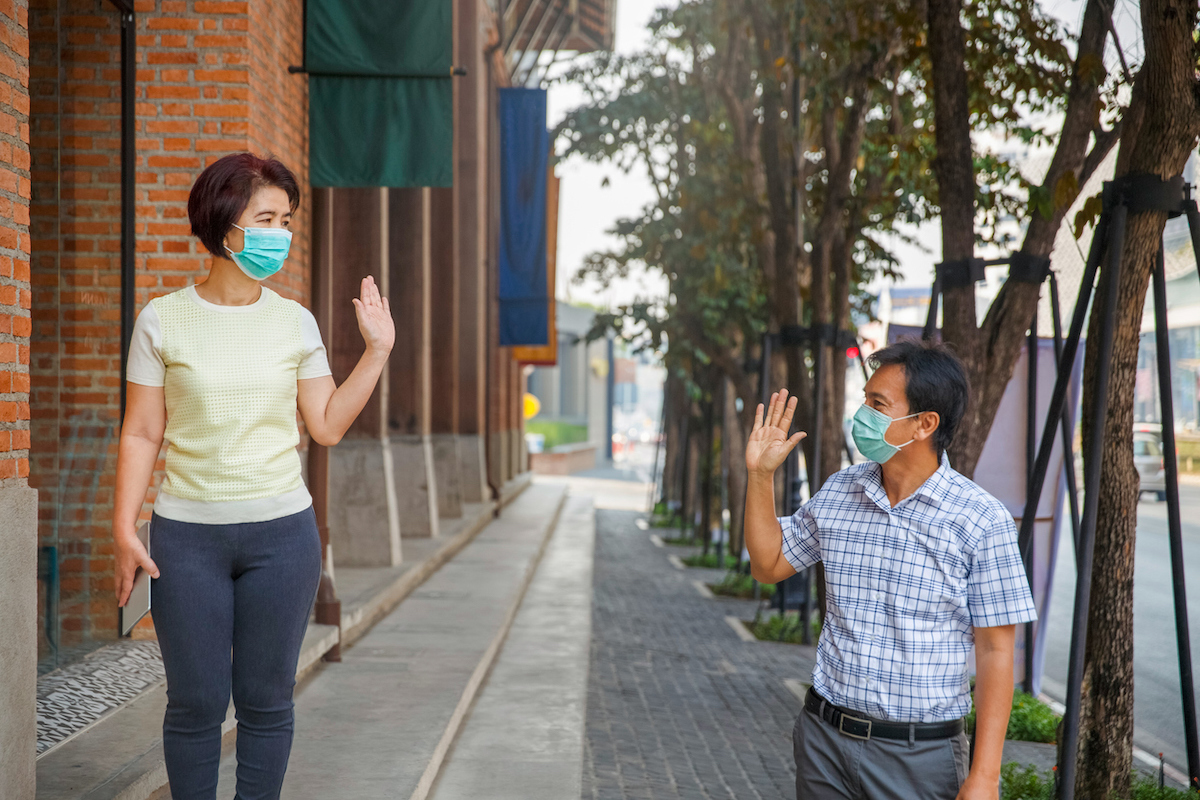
left=745, top=471, right=787, bottom=582
left=113, top=434, right=162, bottom=537
left=320, top=348, right=389, bottom=442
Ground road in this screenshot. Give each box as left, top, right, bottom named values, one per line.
left=1041, top=482, right=1200, bottom=776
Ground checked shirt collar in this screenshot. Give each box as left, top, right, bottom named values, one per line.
left=852, top=452, right=953, bottom=513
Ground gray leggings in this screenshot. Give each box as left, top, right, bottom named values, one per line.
left=150, top=507, right=321, bottom=800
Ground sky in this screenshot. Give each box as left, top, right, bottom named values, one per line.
left=548, top=0, right=1145, bottom=310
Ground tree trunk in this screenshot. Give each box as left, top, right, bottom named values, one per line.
left=925, top=0, right=982, bottom=473
left=1075, top=2, right=1200, bottom=794
left=660, top=372, right=684, bottom=513
left=926, top=0, right=1115, bottom=478
left=724, top=375, right=749, bottom=562
left=683, top=402, right=701, bottom=536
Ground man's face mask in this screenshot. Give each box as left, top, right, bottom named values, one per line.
left=851, top=404, right=920, bottom=464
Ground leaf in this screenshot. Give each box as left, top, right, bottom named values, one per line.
left=1073, top=192, right=1103, bottom=239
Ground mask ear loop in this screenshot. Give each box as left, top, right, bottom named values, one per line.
left=883, top=411, right=922, bottom=449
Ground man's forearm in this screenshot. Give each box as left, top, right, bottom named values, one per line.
left=745, top=471, right=788, bottom=582
left=969, top=631, right=1016, bottom=785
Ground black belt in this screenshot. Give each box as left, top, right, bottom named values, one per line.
left=804, top=688, right=964, bottom=741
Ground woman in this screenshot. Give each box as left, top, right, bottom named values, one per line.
left=112, top=152, right=393, bottom=799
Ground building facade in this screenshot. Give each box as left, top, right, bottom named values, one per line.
left=2, top=0, right=611, bottom=793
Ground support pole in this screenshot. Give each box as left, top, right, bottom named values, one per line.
left=1017, top=214, right=1108, bottom=564
left=1153, top=244, right=1200, bottom=790
left=1058, top=203, right=1127, bottom=800
left=1023, top=311, right=1038, bottom=694
left=1048, top=272, right=1082, bottom=559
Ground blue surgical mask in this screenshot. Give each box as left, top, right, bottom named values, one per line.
left=851, top=404, right=919, bottom=464
left=225, top=224, right=292, bottom=280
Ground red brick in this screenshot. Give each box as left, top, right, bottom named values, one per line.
left=194, top=1, right=249, bottom=13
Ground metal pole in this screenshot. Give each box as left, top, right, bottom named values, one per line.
left=1023, top=311, right=1037, bottom=694
left=117, top=6, right=136, bottom=421
left=1017, top=213, right=1109, bottom=562
left=1049, top=272, right=1082, bottom=559
left=1058, top=203, right=1127, bottom=800
left=812, top=331, right=826, bottom=490
left=606, top=335, right=615, bottom=463
left=1153, top=244, right=1200, bottom=790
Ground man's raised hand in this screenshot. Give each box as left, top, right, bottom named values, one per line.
left=745, top=389, right=806, bottom=477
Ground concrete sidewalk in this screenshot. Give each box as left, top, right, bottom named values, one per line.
left=430, top=494, right=595, bottom=799
left=210, top=481, right=588, bottom=799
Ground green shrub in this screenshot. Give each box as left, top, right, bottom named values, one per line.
left=746, top=612, right=820, bottom=644
left=709, top=570, right=775, bottom=599
left=965, top=691, right=1059, bottom=744
left=681, top=552, right=739, bottom=569
left=999, top=763, right=1054, bottom=800
left=1000, top=763, right=1193, bottom=800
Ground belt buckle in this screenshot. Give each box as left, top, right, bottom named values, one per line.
left=838, top=713, right=872, bottom=740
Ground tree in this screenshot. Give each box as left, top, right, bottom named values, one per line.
left=1072, top=4, right=1200, bottom=795
left=925, top=0, right=1120, bottom=478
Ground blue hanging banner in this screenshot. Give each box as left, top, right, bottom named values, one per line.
left=498, top=88, right=550, bottom=347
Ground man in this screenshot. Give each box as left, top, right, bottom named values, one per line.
left=744, top=339, right=1036, bottom=800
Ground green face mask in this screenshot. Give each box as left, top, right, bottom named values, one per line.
left=851, top=404, right=919, bottom=464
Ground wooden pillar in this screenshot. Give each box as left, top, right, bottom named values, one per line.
left=324, top=188, right=402, bottom=566
left=430, top=186, right=463, bottom=518
left=455, top=0, right=490, bottom=503
left=388, top=187, right=439, bottom=538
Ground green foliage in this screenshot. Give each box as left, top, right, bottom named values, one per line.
left=709, top=570, right=775, bottom=599
left=999, top=763, right=1193, bottom=800
left=999, top=763, right=1054, bottom=800
left=746, top=612, right=821, bottom=644
left=965, top=690, right=1059, bottom=744
left=681, top=552, right=740, bottom=569
left=524, top=421, right=589, bottom=450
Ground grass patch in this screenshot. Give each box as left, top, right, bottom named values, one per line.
left=681, top=552, right=740, bottom=569
left=1000, top=763, right=1191, bottom=800
left=709, top=570, right=775, bottom=599
left=966, top=691, right=1059, bottom=744
left=745, top=612, right=821, bottom=644
left=525, top=420, right=589, bottom=450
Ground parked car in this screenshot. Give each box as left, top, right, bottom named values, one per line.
left=1134, top=432, right=1167, bottom=501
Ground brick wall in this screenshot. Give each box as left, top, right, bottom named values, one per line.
left=0, top=0, right=29, bottom=493
left=28, top=0, right=309, bottom=653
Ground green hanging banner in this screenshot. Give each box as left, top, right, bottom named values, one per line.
left=306, top=0, right=453, bottom=188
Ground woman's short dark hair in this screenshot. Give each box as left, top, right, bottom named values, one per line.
left=867, top=338, right=970, bottom=456
left=187, top=153, right=300, bottom=259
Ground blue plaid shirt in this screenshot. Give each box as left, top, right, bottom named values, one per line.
left=780, top=457, right=1037, bottom=723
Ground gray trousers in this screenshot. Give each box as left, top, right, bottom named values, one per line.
left=793, top=707, right=970, bottom=799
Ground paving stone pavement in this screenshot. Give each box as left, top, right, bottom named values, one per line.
left=583, top=509, right=816, bottom=800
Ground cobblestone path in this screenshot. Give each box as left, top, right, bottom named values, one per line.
left=583, top=509, right=817, bottom=800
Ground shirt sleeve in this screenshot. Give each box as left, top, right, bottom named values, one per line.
left=126, top=303, right=165, bottom=387
left=779, top=503, right=821, bottom=572
left=298, top=307, right=333, bottom=381
left=966, top=509, right=1038, bottom=628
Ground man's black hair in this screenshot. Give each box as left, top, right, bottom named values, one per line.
left=866, top=338, right=970, bottom=457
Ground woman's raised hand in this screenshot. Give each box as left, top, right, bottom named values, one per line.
left=353, top=275, right=395, bottom=355
left=745, top=389, right=806, bottom=477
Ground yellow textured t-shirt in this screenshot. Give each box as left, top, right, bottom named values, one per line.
left=136, top=286, right=329, bottom=515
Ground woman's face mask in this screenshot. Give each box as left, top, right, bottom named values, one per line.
left=226, top=224, right=292, bottom=280
left=851, top=404, right=920, bottom=464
